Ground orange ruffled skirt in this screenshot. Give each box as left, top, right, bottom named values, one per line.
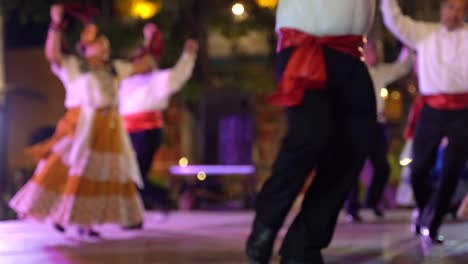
left=9, top=108, right=144, bottom=226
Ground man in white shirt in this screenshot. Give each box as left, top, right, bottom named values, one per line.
left=246, top=1, right=376, bottom=263
left=381, top=0, right=468, bottom=244
left=119, top=24, right=197, bottom=227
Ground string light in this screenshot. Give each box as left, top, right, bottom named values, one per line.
left=179, top=157, right=189, bottom=167
left=380, top=88, right=389, bottom=99
left=400, top=158, right=412, bottom=166
left=232, top=3, right=245, bottom=16
left=391, top=91, right=401, bottom=100
left=197, top=171, right=207, bottom=181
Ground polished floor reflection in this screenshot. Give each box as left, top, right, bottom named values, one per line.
left=0, top=210, right=467, bottom=263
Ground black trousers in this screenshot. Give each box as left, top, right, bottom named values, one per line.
left=253, top=46, right=376, bottom=260
left=346, top=122, right=390, bottom=213
left=129, top=128, right=171, bottom=209
left=411, top=105, right=468, bottom=233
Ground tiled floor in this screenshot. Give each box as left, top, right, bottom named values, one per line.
left=0, top=210, right=467, bottom=263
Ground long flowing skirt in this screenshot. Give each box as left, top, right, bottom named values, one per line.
left=9, top=108, right=144, bottom=227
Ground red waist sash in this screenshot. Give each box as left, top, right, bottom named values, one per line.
left=268, top=28, right=364, bottom=106
left=123, top=111, right=164, bottom=133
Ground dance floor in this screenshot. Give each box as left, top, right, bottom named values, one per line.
left=0, top=209, right=467, bottom=264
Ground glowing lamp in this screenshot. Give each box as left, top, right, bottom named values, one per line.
left=179, top=157, right=189, bottom=167
left=232, top=3, right=245, bottom=16
left=380, top=88, right=389, bottom=99
left=131, top=1, right=161, bottom=19
left=255, top=0, right=278, bottom=9
left=391, top=91, right=401, bottom=100
left=400, top=158, right=412, bottom=166
left=197, top=171, right=207, bottom=181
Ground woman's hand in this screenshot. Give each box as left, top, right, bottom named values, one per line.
left=143, top=23, right=158, bottom=43
left=184, top=39, right=199, bottom=55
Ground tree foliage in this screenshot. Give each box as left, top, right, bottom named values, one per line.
left=3, top=0, right=278, bottom=98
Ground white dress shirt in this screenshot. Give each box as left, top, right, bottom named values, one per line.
left=276, top=0, right=376, bottom=36
left=381, top=0, right=468, bottom=95
left=119, top=52, right=196, bottom=115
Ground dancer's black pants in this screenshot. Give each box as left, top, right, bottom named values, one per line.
left=130, top=128, right=171, bottom=209
left=253, top=46, right=376, bottom=260
left=346, top=122, right=390, bottom=213
left=411, top=105, right=468, bottom=233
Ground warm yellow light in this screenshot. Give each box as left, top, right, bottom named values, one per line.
left=232, top=3, right=245, bottom=16
left=255, top=0, right=278, bottom=9
left=400, top=158, right=413, bottom=166
left=380, top=88, right=389, bottom=99
left=131, top=1, right=161, bottom=19
left=179, top=157, right=189, bottom=167
left=197, top=171, right=207, bottom=181
left=391, top=91, right=401, bottom=100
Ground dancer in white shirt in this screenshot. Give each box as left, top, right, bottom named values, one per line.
left=246, top=0, right=376, bottom=263
left=381, top=0, right=468, bottom=244
left=119, top=23, right=197, bottom=226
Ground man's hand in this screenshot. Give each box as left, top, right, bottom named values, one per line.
left=50, top=4, right=64, bottom=24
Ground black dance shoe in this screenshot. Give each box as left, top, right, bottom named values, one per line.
left=420, top=227, right=444, bottom=244
left=246, top=220, right=276, bottom=264
left=345, top=212, right=363, bottom=223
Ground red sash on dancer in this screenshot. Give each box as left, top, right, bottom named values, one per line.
left=268, top=28, right=364, bottom=106
left=123, top=111, right=165, bottom=133
left=404, top=93, right=468, bottom=139
left=423, top=93, right=468, bottom=111
left=404, top=96, right=424, bottom=139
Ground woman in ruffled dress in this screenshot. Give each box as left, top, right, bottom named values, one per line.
left=9, top=4, right=146, bottom=237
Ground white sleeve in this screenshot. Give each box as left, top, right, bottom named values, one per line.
left=148, top=69, right=172, bottom=100
left=113, top=59, right=134, bottom=79
left=379, top=60, right=412, bottom=86
left=50, top=55, right=80, bottom=83
left=380, top=0, right=437, bottom=48
left=167, top=52, right=196, bottom=94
